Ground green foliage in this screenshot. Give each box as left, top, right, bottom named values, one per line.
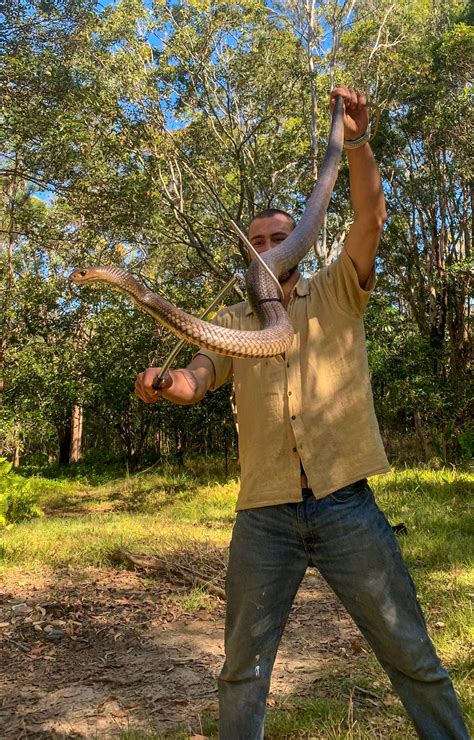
left=458, top=428, right=474, bottom=460
left=0, top=460, right=10, bottom=527
left=0, top=458, right=44, bottom=527
left=0, top=0, right=471, bottom=468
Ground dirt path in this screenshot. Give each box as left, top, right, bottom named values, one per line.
left=0, top=567, right=403, bottom=738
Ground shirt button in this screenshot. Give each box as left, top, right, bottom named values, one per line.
left=291, top=415, right=296, bottom=420
left=292, top=447, right=297, bottom=452
left=288, top=391, right=292, bottom=396
left=287, top=362, right=290, bottom=368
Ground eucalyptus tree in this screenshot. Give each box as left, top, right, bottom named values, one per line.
left=0, top=0, right=167, bottom=463
left=0, top=0, right=246, bottom=464
left=146, top=0, right=311, bottom=269
left=338, top=0, right=472, bottom=456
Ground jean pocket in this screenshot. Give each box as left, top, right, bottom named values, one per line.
left=328, top=479, right=368, bottom=504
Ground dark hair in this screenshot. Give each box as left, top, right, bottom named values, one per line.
left=249, top=208, right=296, bottom=230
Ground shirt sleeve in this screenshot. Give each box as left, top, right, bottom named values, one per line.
left=320, top=246, right=376, bottom=316
left=194, top=307, right=234, bottom=390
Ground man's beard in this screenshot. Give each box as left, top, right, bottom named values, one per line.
left=279, top=266, right=298, bottom=284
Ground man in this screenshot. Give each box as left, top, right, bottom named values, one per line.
left=135, top=88, right=468, bottom=739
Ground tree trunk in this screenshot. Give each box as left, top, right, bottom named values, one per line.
left=12, top=420, right=21, bottom=468
left=174, top=426, right=184, bottom=467
left=414, top=410, right=430, bottom=462
left=230, top=387, right=239, bottom=438
left=58, top=411, right=72, bottom=466
left=0, top=156, right=19, bottom=393
left=69, top=404, right=83, bottom=463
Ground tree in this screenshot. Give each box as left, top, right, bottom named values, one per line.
left=1, top=0, right=471, bottom=466
left=341, top=0, right=472, bottom=457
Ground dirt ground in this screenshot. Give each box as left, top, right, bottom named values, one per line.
left=0, top=565, right=404, bottom=739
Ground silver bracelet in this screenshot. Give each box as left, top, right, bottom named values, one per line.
left=343, top=129, right=371, bottom=150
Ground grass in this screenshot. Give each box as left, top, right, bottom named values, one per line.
left=1, top=459, right=473, bottom=738
left=178, top=585, right=215, bottom=613
left=0, top=457, right=239, bottom=569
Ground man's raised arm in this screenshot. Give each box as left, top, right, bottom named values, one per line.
left=330, top=86, right=387, bottom=288
left=135, top=354, right=216, bottom=405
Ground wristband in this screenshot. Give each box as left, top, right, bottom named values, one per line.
left=343, top=129, right=371, bottom=150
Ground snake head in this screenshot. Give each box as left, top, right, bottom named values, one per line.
left=69, top=268, right=95, bottom=286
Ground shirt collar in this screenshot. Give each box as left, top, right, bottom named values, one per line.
left=244, top=273, right=310, bottom=315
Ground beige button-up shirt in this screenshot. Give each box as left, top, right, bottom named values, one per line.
left=197, top=247, right=390, bottom=510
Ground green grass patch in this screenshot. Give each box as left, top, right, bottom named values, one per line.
left=177, top=585, right=215, bottom=613
left=0, top=467, right=238, bottom=570
left=375, top=467, right=473, bottom=569
left=120, top=692, right=413, bottom=739
left=0, top=509, right=234, bottom=571
left=196, top=696, right=348, bottom=738
left=263, top=696, right=346, bottom=737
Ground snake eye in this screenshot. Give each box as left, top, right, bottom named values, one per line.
left=80, top=270, right=87, bottom=277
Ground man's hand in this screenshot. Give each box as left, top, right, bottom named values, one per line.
left=135, top=355, right=216, bottom=406
left=135, top=367, right=173, bottom=404
left=330, top=86, right=369, bottom=141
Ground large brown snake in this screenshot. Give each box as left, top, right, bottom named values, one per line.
left=70, top=97, right=344, bottom=359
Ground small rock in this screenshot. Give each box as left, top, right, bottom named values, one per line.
left=44, top=628, right=66, bottom=643
left=11, top=603, right=32, bottom=615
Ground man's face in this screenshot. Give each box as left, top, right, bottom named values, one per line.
left=247, top=214, right=294, bottom=256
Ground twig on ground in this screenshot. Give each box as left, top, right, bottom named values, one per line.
left=110, top=547, right=226, bottom=600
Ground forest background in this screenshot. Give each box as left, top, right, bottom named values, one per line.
left=1, top=0, right=472, bottom=472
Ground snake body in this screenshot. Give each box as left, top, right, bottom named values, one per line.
left=70, top=98, right=344, bottom=359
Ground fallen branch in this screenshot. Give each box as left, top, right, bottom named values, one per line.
left=110, top=547, right=226, bottom=600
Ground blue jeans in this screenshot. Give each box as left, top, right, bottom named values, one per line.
left=218, top=481, right=468, bottom=739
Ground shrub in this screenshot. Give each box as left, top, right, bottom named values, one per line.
left=0, top=458, right=44, bottom=526
left=458, top=428, right=474, bottom=460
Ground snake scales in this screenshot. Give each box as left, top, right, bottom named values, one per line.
left=70, top=97, right=344, bottom=359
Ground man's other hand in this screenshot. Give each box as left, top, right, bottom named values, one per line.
left=135, top=367, right=173, bottom=404
left=135, top=355, right=215, bottom=406
left=330, top=86, right=369, bottom=141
